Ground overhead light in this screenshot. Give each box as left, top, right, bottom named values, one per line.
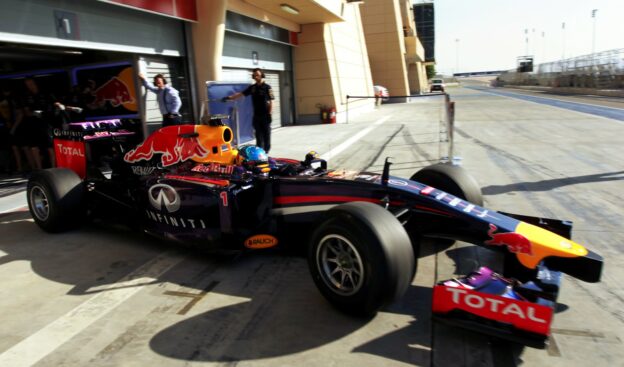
left=280, top=4, right=299, bottom=15
left=346, top=0, right=364, bottom=3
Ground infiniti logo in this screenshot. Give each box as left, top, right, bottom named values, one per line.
left=148, top=184, right=181, bottom=213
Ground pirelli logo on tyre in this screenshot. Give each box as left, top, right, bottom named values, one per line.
left=245, top=235, right=278, bottom=249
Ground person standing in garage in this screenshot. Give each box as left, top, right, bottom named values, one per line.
left=138, top=72, right=182, bottom=127
left=0, top=84, right=24, bottom=173
left=223, top=68, right=274, bottom=153
left=19, top=78, right=57, bottom=169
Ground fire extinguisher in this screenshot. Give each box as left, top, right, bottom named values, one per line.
left=321, top=108, right=329, bottom=124
left=329, top=107, right=336, bottom=124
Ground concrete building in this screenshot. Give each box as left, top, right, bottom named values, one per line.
left=360, top=0, right=428, bottom=98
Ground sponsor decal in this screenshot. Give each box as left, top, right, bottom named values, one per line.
left=131, top=166, right=156, bottom=176
left=82, top=131, right=119, bottom=141
left=432, top=285, right=552, bottom=335
left=355, top=173, right=381, bottom=182
left=54, top=139, right=87, bottom=178
left=388, top=179, right=408, bottom=186
left=244, top=234, right=279, bottom=249
left=92, top=76, right=135, bottom=107
left=326, top=169, right=359, bottom=179
left=513, top=221, right=589, bottom=270
left=145, top=210, right=206, bottom=229
left=191, top=163, right=235, bottom=175
left=486, top=224, right=532, bottom=255
left=422, top=185, right=491, bottom=218
left=420, top=186, right=435, bottom=195
left=124, top=125, right=209, bottom=167
left=148, top=184, right=181, bottom=213
left=53, top=129, right=85, bottom=138
left=56, top=144, right=85, bottom=157
left=165, top=175, right=229, bottom=187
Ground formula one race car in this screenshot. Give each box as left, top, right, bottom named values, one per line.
left=27, top=117, right=603, bottom=347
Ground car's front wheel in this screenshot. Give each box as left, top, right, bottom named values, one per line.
left=308, top=202, right=415, bottom=317
left=410, top=163, right=483, bottom=206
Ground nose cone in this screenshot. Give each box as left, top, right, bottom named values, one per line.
left=515, top=222, right=588, bottom=269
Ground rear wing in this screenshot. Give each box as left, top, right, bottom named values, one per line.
left=53, top=119, right=136, bottom=178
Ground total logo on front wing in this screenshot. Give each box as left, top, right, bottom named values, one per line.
left=432, top=285, right=553, bottom=335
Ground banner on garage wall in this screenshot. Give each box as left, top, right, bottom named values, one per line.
left=72, top=62, right=139, bottom=120
left=99, top=0, right=197, bottom=21
left=206, top=82, right=254, bottom=146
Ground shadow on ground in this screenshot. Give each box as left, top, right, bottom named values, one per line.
left=0, top=211, right=433, bottom=365
left=482, top=171, right=624, bottom=195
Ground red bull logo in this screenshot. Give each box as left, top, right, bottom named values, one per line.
left=93, top=76, right=135, bottom=107
left=486, top=224, right=533, bottom=255
left=124, top=125, right=209, bottom=167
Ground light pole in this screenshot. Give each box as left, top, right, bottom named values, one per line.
left=592, top=9, right=598, bottom=56
left=524, top=28, right=528, bottom=55
left=541, top=31, right=545, bottom=62
left=455, top=38, right=459, bottom=75
left=561, top=22, right=566, bottom=60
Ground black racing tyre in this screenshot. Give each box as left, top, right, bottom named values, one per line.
left=27, top=168, right=85, bottom=233
left=410, top=163, right=483, bottom=206
left=308, top=202, right=416, bottom=317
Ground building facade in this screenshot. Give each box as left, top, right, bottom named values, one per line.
left=0, top=0, right=430, bottom=134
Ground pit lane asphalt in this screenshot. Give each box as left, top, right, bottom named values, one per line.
left=467, top=86, right=624, bottom=121
left=1, top=86, right=623, bottom=366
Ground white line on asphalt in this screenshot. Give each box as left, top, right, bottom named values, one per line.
left=0, top=251, right=185, bottom=367
left=0, top=191, right=28, bottom=214
left=504, top=88, right=624, bottom=111
left=320, top=115, right=392, bottom=161
left=478, top=88, right=623, bottom=124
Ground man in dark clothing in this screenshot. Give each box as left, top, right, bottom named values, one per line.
left=0, top=85, right=24, bottom=172
left=20, top=78, right=58, bottom=169
left=224, top=68, right=274, bottom=153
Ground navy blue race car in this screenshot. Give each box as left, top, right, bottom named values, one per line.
left=27, top=117, right=603, bottom=347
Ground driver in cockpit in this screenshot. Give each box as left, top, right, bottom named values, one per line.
left=236, top=145, right=270, bottom=175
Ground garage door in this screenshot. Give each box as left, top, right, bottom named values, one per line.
left=264, top=72, right=281, bottom=127
left=139, top=56, right=191, bottom=135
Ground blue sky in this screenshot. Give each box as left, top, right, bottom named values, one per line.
left=432, top=0, right=624, bottom=75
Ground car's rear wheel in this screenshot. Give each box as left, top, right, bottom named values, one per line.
left=308, top=202, right=415, bottom=317
left=27, top=168, right=85, bottom=233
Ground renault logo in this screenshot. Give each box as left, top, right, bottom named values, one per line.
left=148, top=184, right=181, bottom=213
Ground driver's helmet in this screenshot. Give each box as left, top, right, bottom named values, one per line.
left=304, top=150, right=319, bottom=165
left=237, top=145, right=269, bottom=168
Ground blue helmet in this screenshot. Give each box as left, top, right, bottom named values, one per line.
left=237, top=145, right=268, bottom=166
